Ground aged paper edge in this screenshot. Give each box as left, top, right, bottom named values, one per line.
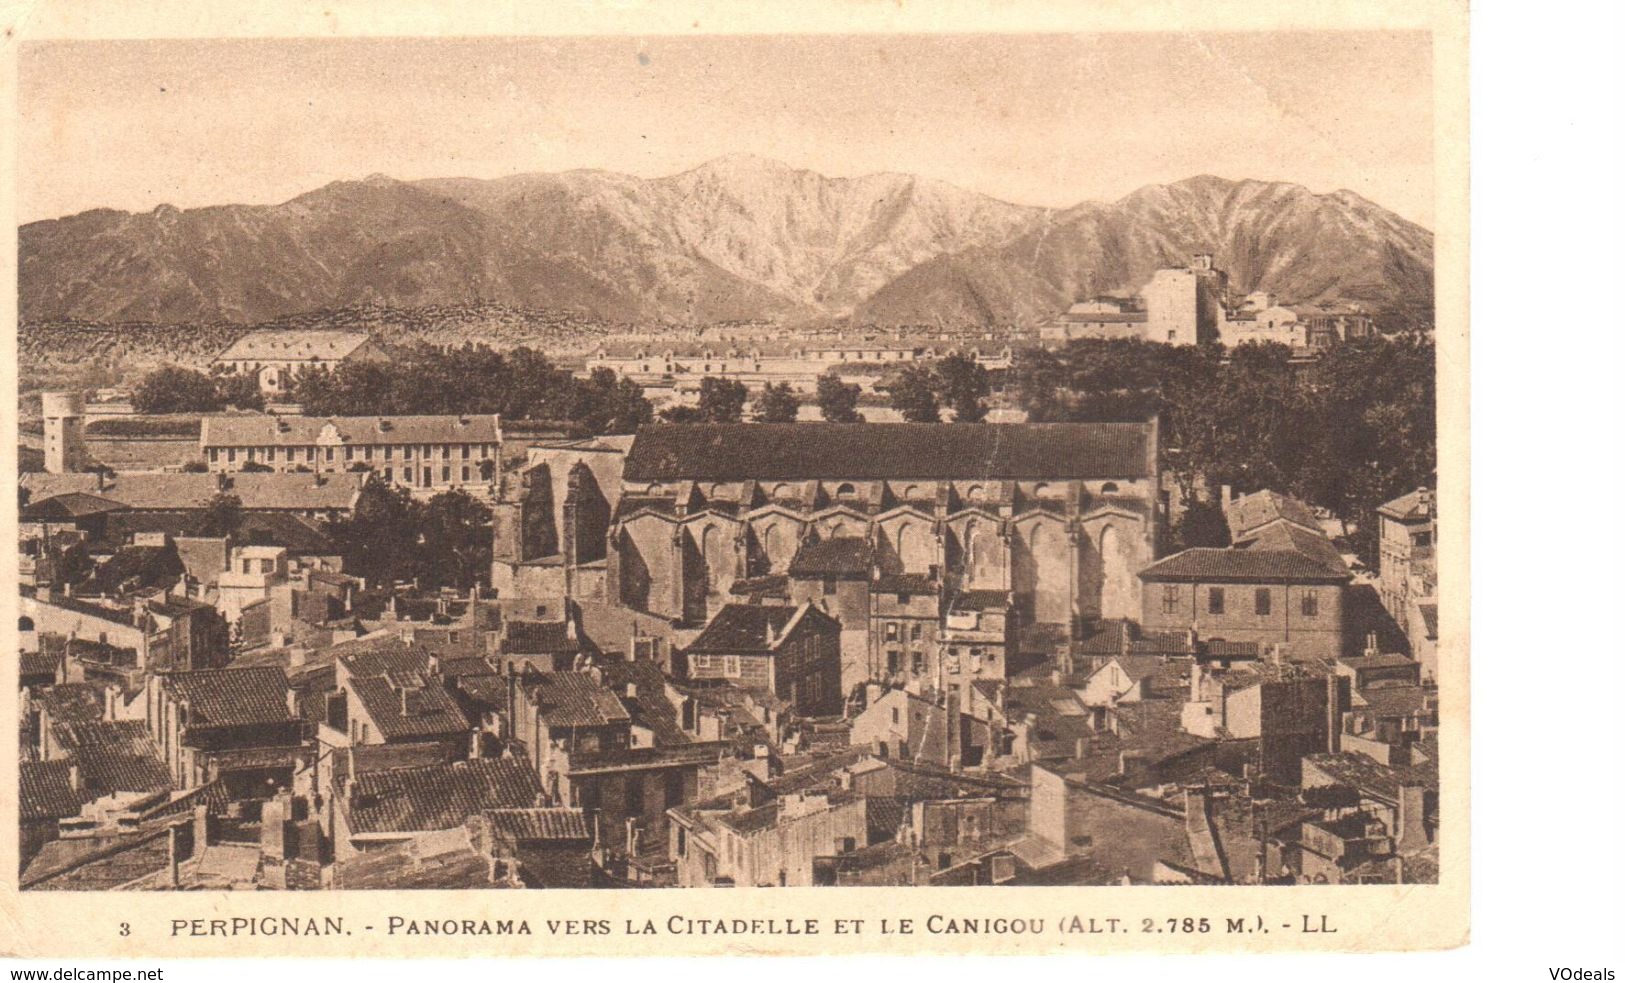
left=0, top=0, right=1471, bottom=958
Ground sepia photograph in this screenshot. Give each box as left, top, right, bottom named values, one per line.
left=1, top=0, right=1482, bottom=960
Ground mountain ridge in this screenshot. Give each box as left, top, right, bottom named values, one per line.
left=19, top=157, right=1433, bottom=328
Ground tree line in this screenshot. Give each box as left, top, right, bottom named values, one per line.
left=1011, top=335, right=1436, bottom=562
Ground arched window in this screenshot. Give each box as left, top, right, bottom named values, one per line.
left=967, top=484, right=986, bottom=503
left=19, top=615, right=35, bottom=632
left=836, top=482, right=858, bottom=499
left=1032, top=482, right=1054, bottom=500
left=902, top=484, right=921, bottom=500
left=1100, top=482, right=1119, bottom=495
left=772, top=482, right=792, bottom=499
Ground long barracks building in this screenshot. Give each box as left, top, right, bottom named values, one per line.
left=200, top=414, right=502, bottom=496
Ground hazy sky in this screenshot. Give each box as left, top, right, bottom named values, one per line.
left=18, top=32, right=1433, bottom=226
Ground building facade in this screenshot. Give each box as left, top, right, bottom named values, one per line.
left=200, top=414, right=501, bottom=496
left=212, top=331, right=382, bottom=396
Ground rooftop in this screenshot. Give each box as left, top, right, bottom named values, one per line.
left=216, top=329, right=372, bottom=363
left=162, top=666, right=294, bottom=728
left=1225, top=489, right=1321, bottom=540
left=685, top=603, right=838, bottom=655
left=1138, top=547, right=1352, bottom=584
left=527, top=671, right=633, bottom=728
left=788, top=537, right=873, bottom=578
left=622, top=423, right=1153, bottom=481
left=345, top=758, right=544, bottom=835
left=201, top=413, right=500, bottom=448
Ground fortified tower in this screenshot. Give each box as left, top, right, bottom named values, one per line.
left=41, top=391, right=86, bottom=474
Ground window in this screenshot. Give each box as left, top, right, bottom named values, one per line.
left=383, top=468, right=393, bottom=482
left=404, top=467, right=414, bottom=483
left=1301, top=591, right=1319, bottom=617
left=891, top=707, right=900, bottom=724
left=1255, top=588, right=1272, bottom=616
left=1163, top=585, right=1180, bottom=614
left=910, top=623, right=922, bottom=641
left=1208, top=587, right=1225, bottom=615
left=404, top=446, right=413, bottom=459
left=724, top=655, right=741, bottom=676
left=836, top=482, right=857, bottom=498
left=383, top=446, right=392, bottom=460
left=227, top=448, right=237, bottom=463
left=692, top=654, right=711, bottom=671
left=1101, top=482, right=1120, bottom=494
left=462, top=466, right=471, bottom=482
left=363, top=447, right=372, bottom=461
left=325, top=447, right=334, bottom=462
left=462, top=445, right=471, bottom=459
left=887, top=651, right=901, bottom=673
left=911, top=652, right=925, bottom=674
left=209, top=448, right=219, bottom=462
left=307, top=447, right=316, bottom=462
left=345, top=446, right=354, bottom=461
left=885, top=623, right=900, bottom=642
left=286, top=447, right=296, bottom=462
left=442, top=467, right=451, bottom=483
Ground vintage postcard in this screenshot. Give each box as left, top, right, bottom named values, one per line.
left=1, top=0, right=1469, bottom=958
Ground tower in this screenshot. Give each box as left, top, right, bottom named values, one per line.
left=41, top=392, right=86, bottom=474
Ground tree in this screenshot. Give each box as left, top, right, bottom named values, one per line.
left=180, top=461, right=210, bottom=473
left=754, top=382, right=801, bottom=423
left=210, top=368, right=265, bottom=411
left=132, top=366, right=224, bottom=414
left=417, top=489, right=493, bottom=590
left=196, top=494, right=244, bottom=539
left=696, top=377, right=749, bottom=423
left=1173, top=499, right=1232, bottom=550
left=935, top=353, right=990, bottom=423
left=815, top=371, right=863, bottom=423
left=659, top=405, right=705, bottom=424
left=885, top=364, right=941, bottom=423
left=325, top=477, right=421, bottom=586
left=239, top=460, right=274, bottom=473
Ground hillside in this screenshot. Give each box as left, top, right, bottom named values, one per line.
left=19, top=160, right=1432, bottom=329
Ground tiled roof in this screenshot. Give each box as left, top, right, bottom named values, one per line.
left=948, top=589, right=1012, bottom=612
left=162, top=667, right=294, bottom=728
left=345, top=758, right=543, bottom=835
left=216, top=329, right=371, bottom=362
left=685, top=603, right=838, bottom=655
left=729, top=573, right=791, bottom=598
left=788, top=537, right=873, bottom=577
left=21, top=650, right=64, bottom=679
left=332, top=828, right=499, bottom=890
left=1237, top=520, right=1349, bottom=577
left=340, top=645, right=471, bottom=740
left=21, top=493, right=129, bottom=521
left=1356, top=685, right=1436, bottom=719
left=1377, top=489, right=1436, bottom=522
left=599, top=659, right=690, bottom=747
left=1303, top=751, right=1438, bottom=802
left=566, top=743, right=725, bottom=774
left=34, top=682, right=111, bottom=723
left=501, top=620, right=585, bottom=656
left=1340, top=653, right=1418, bottom=671
left=1416, top=602, right=1438, bottom=639
left=527, top=672, right=632, bottom=728
left=73, top=472, right=366, bottom=512
left=348, top=674, right=471, bottom=741
left=1138, top=548, right=1352, bottom=583
left=201, top=413, right=499, bottom=448
left=872, top=572, right=937, bottom=595
left=623, top=423, right=1153, bottom=481
left=1225, top=489, right=1321, bottom=539
left=482, top=808, right=591, bottom=842
left=21, top=760, right=92, bottom=822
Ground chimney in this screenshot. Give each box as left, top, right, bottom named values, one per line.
left=286, top=690, right=299, bottom=718
left=1220, top=484, right=1233, bottom=505
left=167, top=825, right=182, bottom=889
left=1364, top=632, right=1379, bottom=659
left=399, top=687, right=412, bottom=717
left=565, top=619, right=578, bottom=642
left=625, top=682, right=638, bottom=701
left=192, top=804, right=211, bottom=852
left=1396, top=784, right=1429, bottom=852
left=67, top=764, right=81, bottom=792
left=469, top=729, right=482, bottom=760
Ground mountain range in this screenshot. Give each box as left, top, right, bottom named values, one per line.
left=18, top=155, right=1434, bottom=328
